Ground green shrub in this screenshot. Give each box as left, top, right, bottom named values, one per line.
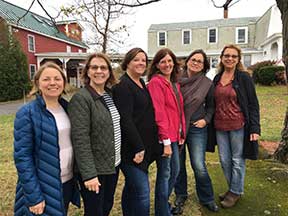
left=248, top=60, right=276, bottom=83
left=258, top=65, right=285, bottom=85
left=0, top=22, right=31, bottom=102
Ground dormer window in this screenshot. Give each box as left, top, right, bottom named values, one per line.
left=182, top=29, right=191, bottom=45
left=208, top=28, right=217, bottom=44
left=236, top=27, right=248, bottom=44
left=158, top=31, right=166, bottom=46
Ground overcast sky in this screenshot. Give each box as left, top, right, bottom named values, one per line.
left=6, top=0, right=276, bottom=52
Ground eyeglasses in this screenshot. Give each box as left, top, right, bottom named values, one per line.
left=190, top=58, right=203, bottom=64
left=89, top=65, right=108, bottom=71
left=223, top=54, right=238, bottom=59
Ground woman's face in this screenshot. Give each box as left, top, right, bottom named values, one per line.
left=187, top=53, right=204, bottom=74
left=221, top=48, right=239, bottom=71
left=87, top=57, right=110, bottom=89
left=126, top=52, right=147, bottom=77
left=157, top=54, right=174, bottom=79
left=38, top=67, right=64, bottom=100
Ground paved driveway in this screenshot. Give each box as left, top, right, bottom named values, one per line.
left=0, top=100, right=25, bottom=115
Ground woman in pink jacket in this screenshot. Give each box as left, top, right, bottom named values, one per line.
left=147, top=48, right=186, bottom=216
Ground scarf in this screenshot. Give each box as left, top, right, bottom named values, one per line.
left=179, top=71, right=212, bottom=134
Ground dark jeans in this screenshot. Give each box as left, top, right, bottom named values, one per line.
left=155, top=142, right=180, bottom=216
left=62, top=178, right=74, bottom=215
left=79, top=167, right=119, bottom=216
left=175, top=126, right=215, bottom=204
left=121, top=163, right=150, bottom=216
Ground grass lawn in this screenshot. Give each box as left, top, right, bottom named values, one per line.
left=0, top=85, right=287, bottom=216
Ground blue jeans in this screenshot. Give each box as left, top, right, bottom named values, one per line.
left=155, top=142, right=180, bottom=216
left=79, top=167, right=119, bottom=216
left=121, top=164, right=150, bottom=216
left=216, top=127, right=245, bottom=195
left=174, top=126, right=215, bottom=204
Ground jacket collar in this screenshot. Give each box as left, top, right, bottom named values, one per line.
left=85, top=84, right=111, bottom=101
left=36, top=94, right=68, bottom=111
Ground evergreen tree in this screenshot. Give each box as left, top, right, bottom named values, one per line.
left=0, top=21, right=31, bottom=102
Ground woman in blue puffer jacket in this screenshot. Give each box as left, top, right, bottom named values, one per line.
left=13, top=62, right=80, bottom=215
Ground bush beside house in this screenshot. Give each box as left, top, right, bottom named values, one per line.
left=0, top=21, right=31, bottom=102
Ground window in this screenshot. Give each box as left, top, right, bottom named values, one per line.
left=182, top=30, right=191, bottom=45
left=158, top=31, right=166, bottom=46
left=78, top=49, right=82, bottom=53
left=28, top=35, right=35, bottom=52
left=66, top=45, right=71, bottom=53
left=29, top=64, right=36, bottom=80
left=243, top=55, right=251, bottom=67
left=236, top=27, right=248, bottom=44
left=208, top=28, right=217, bottom=44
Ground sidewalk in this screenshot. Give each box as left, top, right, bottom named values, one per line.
left=0, top=99, right=26, bottom=115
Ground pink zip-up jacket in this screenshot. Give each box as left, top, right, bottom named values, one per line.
left=147, top=75, right=186, bottom=144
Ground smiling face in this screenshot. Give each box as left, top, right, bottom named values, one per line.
left=87, top=57, right=110, bottom=90
left=221, top=48, right=239, bottom=71
left=126, top=52, right=147, bottom=77
left=157, top=54, right=174, bottom=80
left=187, top=53, right=204, bottom=75
left=38, top=67, right=64, bottom=100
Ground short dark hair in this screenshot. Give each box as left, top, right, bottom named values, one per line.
left=121, top=47, right=148, bottom=71
left=81, top=53, right=116, bottom=87
left=148, top=48, right=180, bottom=82
left=184, top=49, right=210, bottom=74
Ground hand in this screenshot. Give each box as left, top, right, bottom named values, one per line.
left=29, top=200, right=45, bottom=215
left=133, top=150, right=145, bottom=164
left=179, top=138, right=185, bottom=145
left=84, top=177, right=101, bottom=193
left=162, top=145, right=172, bottom=157
left=250, top=133, right=260, bottom=141
left=193, top=119, right=206, bottom=128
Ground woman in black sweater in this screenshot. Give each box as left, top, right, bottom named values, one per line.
left=113, top=47, right=161, bottom=216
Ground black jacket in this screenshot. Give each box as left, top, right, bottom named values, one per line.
left=113, top=73, right=162, bottom=172
left=212, top=70, right=261, bottom=160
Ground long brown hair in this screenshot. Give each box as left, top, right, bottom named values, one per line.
left=148, top=48, right=180, bottom=82
left=29, top=62, right=66, bottom=96
left=81, top=53, right=116, bottom=87
left=218, top=44, right=246, bottom=73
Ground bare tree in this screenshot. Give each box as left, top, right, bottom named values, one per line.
left=210, top=0, right=240, bottom=18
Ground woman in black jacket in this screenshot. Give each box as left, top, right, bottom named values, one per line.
left=113, top=48, right=161, bottom=216
left=213, top=44, right=260, bottom=208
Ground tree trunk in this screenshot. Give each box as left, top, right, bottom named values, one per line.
left=273, top=0, right=288, bottom=163
left=274, top=108, right=288, bottom=163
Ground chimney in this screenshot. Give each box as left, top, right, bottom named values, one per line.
left=224, top=9, right=228, bottom=19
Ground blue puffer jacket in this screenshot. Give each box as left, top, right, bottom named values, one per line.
left=13, top=95, right=80, bottom=216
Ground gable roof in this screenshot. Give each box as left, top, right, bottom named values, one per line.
left=148, top=17, right=259, bottom=32
left=0, top=0, right=88, bottom=49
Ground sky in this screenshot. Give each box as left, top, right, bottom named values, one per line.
left=5, top=0, right=277, bottom=52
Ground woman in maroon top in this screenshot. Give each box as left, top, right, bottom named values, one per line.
left=213, top=44, right=260, bottom=208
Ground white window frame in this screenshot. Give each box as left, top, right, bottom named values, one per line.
left=182, top=29, right=191, bottom=45
left=66, top=45, right=71, bottom=53
left=235, top=27, right=248, bottom=44
left=78, top=49, right=82, bottom=53
left=29, top=64, right=36, bottom=80
left=157, top=31, right=167, bottom=47
left=28, top=35, right=35, bottom=52
left=207, top=28, right=218, bottom=44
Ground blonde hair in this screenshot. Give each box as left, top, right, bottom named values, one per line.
left=218, top=44, right=246, bottom=73
left=29, top=62, right=67, bottom=96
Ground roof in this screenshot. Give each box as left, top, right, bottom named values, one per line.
left=0, top=0, right=88, bottom=48
left=148, top=17, right=259, bottom=31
